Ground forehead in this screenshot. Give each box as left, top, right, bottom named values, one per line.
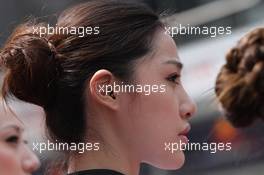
left=0, top=105, right=22, bottom=129
left=132, top=30, right=182, bottom=78
left=152, top=30, right=180, bottom=62
left=139, top=30, right=180, bottom=67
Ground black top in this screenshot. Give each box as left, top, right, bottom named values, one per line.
left=68, top=169, right=125, bottom=175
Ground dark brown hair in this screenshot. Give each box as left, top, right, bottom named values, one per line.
left=0, top=0, right=163, bottom=144
left=215, top=28, right=264, bottom=127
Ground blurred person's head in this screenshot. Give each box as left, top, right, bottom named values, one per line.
left=0, top=103, right=40, bottom=175
left=0, top=0, right=196, bottom=172
left=215, top=27, right=264, bottom=127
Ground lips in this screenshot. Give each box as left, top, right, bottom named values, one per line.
left=178, top=124, right=191, bottom=144
left=179, top=124, right=191, bottom=136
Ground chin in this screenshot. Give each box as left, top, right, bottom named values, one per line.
left=147, top=150, right=186, bottom=170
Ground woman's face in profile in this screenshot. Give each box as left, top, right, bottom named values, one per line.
left=0, top=106, right=40, bottom=175
left=117, top=30, right=197, bottom=169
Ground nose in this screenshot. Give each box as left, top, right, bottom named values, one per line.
left=179, top=93, right=197, bottom=120
left=22, top=145, right=40, bottom=173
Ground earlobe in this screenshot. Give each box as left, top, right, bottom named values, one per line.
left=88, top=69, right=119, bottom=110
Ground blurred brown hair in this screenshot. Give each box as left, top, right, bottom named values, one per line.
left=215, top=28, right=264, bottom=127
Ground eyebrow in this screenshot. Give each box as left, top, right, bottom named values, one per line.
left=0, top=124, right=24, bottom=133
left=163, top=60, right=183, bottom=70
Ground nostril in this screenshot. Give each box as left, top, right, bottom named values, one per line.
left=185, top=112, right=192, bottom=119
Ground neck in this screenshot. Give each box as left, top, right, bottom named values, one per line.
left=68, top=113, right=140, bottom=175
left=68, top=145, right=140, bottom=175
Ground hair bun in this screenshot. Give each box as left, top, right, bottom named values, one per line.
left=0, top=22, right=60, bottom=107
left=215, top=28, right=264, bottom=127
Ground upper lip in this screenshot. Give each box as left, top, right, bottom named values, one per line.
left=179, top=124, right=191, bottom=136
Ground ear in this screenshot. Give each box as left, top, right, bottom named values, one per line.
left=89, top=69, right=119, bottom=111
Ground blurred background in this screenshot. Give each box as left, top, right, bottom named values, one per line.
left=0, top=0, right=264, bottom=175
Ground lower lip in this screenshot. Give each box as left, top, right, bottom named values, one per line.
left=179, top=135, right=189, bottom=144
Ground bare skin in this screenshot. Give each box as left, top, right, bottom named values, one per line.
left=0, top=103, right=40, bottom=175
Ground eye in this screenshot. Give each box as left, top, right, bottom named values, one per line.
left=167, top=73, right=181, bottom=84
left=6, top=135, right=19, bottom=144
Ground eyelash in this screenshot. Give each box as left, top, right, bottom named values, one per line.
left=6, top=135, right=19, bottom=144
left=167, top=73, right=181, bottom=84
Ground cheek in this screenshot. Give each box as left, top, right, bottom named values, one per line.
left=0, top=144, right=22, bottom=175
left=127, top=89, right=186, bottom=169
left=118, top=87, right=186, bottom=169
left=135, top=90, right=182, bottom=138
